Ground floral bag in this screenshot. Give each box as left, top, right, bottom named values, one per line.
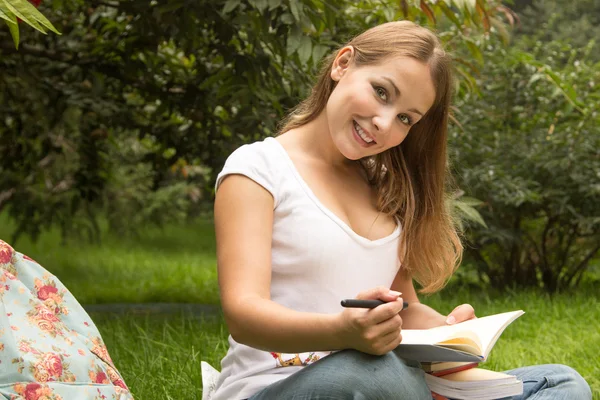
left=0, top=240, right=134, bottom=400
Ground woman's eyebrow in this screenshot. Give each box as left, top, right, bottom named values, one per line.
left=382, top=76, right=425, bottom=117
left=382, top=76, right=400, bottom=97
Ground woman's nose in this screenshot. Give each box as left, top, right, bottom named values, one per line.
left=373, top=111, right=395, bottom=134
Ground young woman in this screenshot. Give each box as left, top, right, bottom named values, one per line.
left=212, top=21, right=591, bottom=399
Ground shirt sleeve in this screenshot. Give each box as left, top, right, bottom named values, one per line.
left=215, top=141, right=280, bottom=207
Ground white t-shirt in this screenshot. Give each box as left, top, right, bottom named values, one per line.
left=212, top=137, right=402, bottom=400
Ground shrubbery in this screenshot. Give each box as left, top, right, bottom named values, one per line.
left=452, top=38, right=600, bottom=291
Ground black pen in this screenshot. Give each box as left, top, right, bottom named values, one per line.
left=341, top=299, right=409, bottom=310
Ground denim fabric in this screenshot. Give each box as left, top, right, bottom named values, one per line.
left=248, top=349, right=432, bottom=400
left=248, top=349, right=592, bottom=400
left=504, top=364, right=592, bottom=400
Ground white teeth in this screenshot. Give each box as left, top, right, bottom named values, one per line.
left=354, top=121, right=373, bottom=143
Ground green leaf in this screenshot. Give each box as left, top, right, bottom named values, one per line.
left=7, top=18, right=19, bottom=48
left=464, top=37, right=484, bottom=65
left=541, top=67, right=582, bottom=111
left=455, top=200, right=487, bottom=228
left=249, top=0, right=268, bottom=13
left=280, top=12, right=293, bottom=24
left=0, top=4, right=18, bottom=48
left=157, top=0, right=185, bottom=14
left=528, top=72, right=544, bottom=86
left=383, top=5, right=394, bottom=21
left=0, top=0, right=60, bottom=34
left=0, top=4, right=15, bottom=22
left=312, top=44, right=328, bottom=67
left=286, top=25, right=302, bottom=55
left=289, top=0, right=303, bottom=22
left=464, top=0, right=476, bottom=16
left=199, top=67, right=232, bottom=90
left=457, top=196, right=484, bottom=207
left=489, top=16, right=510, bottom=45
left=298, top=35, right=312, bottom=65
left=222, top=0, right=241, bottom=13
left=268, top=0, right=281, bottom=10
left=438, top=1, right=462, bottom=29
left=324, top=3, right=336, bottom=29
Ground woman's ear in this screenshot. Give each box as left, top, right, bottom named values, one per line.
left=330, top=46, right=354, bottom=82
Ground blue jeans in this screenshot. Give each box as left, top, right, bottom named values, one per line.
left=248, top=349, right=592, bottom=399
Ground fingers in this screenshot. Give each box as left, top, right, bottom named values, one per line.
left=372, top=329, right=403, bottom=355
left=356, top=286, right=401, bottom=302
left=446, top=303, right=476, bottom=325
left=370, top=297, right=406, bottom=324
left=343, top=287, right=407, bottom=355
left=376, top=312, right=403, bottom=336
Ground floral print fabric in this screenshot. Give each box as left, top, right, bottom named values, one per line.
left=0, top=240, right=134, bottom=399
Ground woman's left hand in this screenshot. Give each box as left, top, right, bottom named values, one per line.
left=445, top=303, right=476, bottom=325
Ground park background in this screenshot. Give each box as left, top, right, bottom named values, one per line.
left=0, top=0, right=599, bottom=398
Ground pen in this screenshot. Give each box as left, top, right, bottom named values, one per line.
left=341, top=299, right=409, bottom=310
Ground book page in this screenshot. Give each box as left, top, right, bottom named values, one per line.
left=401, top=310, right=524, bottom=358
left=425, top=371, right=523, bottom=400
left=464, top=311, right=524, bottom=358
left=436, top=334, right=481, bottom=355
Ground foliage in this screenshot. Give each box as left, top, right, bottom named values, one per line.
left=0, top=0, right=510, bottom=243
left=514, top=0, right=600, bottom=62
left=451, top=37, right=600, bottom=292
left=0, top=0, right=60, bottom=48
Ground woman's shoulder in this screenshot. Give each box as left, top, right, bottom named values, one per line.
left=216, top=137, right=287, bottom=204
left=224, top=136, right=280, bottom=164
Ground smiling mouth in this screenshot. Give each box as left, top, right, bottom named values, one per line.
left=353, top=120, right=376, bottom=145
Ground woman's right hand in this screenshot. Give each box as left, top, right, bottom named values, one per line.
left=336, top=286, right=405, bottom=355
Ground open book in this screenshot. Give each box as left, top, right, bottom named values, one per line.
left=425, top=368, right=523, bottom=400
left=396, top=310, right=524, bottom=362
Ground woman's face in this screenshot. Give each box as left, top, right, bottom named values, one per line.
left=326, top=47, right=437, bottom=160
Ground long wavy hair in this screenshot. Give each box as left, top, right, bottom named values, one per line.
left=278, top=21, right=463, bottom=293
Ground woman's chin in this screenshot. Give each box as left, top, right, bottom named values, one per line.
left=333, top=141, right=359, bottom=160
left=341, top=140, right=372, bottom=160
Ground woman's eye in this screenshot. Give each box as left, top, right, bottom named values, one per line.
left=398, top=114, right=412, bottom=125
left=375, top=86, right=387, bottom=101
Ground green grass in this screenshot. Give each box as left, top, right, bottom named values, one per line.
left=91, top=289, right=600, bottom=399
left=0, top=217, right=220, bottom=305
left=92, top=312, right=229, bottom=400
left=1, top=217, right=599, bottom=399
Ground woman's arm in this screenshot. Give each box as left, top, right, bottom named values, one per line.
left=391, top=270, right=475, bottom=329
left=215, top=174, right=405, bottom=355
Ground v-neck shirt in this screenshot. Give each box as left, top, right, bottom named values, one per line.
left=212, top=137, right=402, bottom=400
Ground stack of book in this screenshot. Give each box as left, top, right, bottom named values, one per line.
left=422, top=362, right=523, bottom=400
left=422, top=361, right=479, bottom=377
left=396, top=310, right=526, bottom=400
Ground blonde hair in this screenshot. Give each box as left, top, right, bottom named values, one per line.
left=278, top=21, right=463, bottom=293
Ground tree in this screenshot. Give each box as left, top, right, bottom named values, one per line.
left=452, top=37, right=600, bottom=292
left=514, top=0, right=600, bottom=62
left=1, top=0, right=510, bottom=243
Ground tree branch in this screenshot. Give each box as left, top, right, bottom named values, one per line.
left=557, top=224, right=578, bottom=278
left=467, top=245, right=493, bottom=284
left=540, top=214, right=556, bottom=273
left=564, top=242, right=600, bottom=286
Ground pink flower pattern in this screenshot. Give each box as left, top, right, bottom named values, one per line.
left=0, top=240, right=133, bottom=399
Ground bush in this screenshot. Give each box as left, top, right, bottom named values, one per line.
left=452, top=38, right=600, bottom=292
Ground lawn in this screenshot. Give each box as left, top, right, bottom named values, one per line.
left=1, top=217, right=598, bottom=399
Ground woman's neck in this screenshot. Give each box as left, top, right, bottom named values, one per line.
left=282, top=110, right=355, bottom=169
